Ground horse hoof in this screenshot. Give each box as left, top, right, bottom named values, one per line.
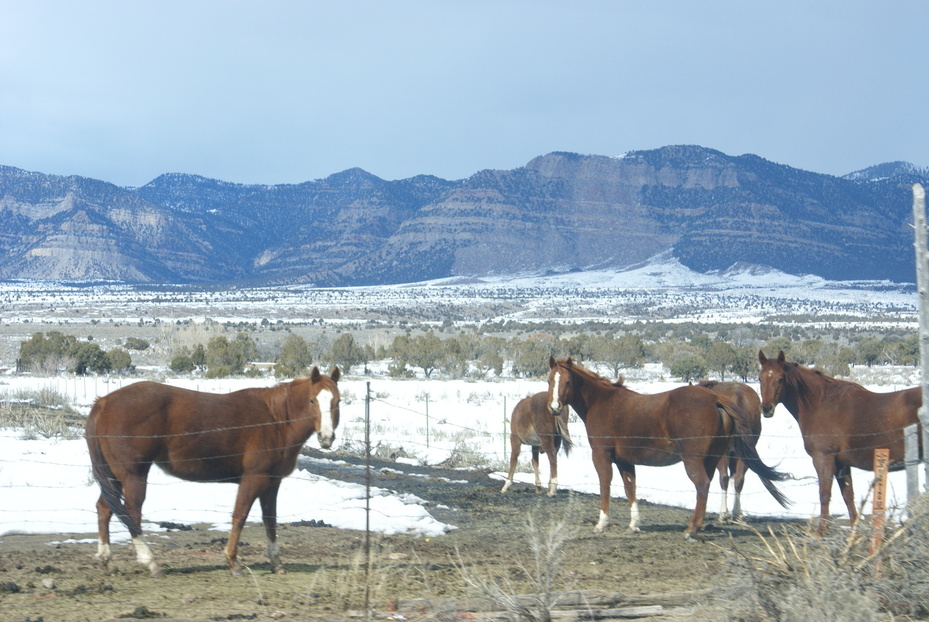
left=273, top=566, right=287, bottom=575
left=150, top=566, right=165, bottom=579
left=626, top=526, right=640, bottom=534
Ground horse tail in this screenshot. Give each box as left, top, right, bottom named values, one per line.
left=86, top=400, right=142, bottom=537
left=555, top=408, right=573, bottom=457
left=717, top=399, right=791, bottom=509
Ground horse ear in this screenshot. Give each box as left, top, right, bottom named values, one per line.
left=758, top=349, right=767, bottom=364
left=566, top=357, right=574, bottom=367
left=330, top=367, right=341, bottom=382
left=549, top=355, right=557, bottom=369
left=310, top=366, right=321, bottom=382
left=777, top=350, right=786, bottom=364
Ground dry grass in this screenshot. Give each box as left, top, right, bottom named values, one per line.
left=720, top=491, right=929, bottom=621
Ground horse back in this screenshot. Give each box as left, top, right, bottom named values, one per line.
left=87, top=381, right=291, bottom=481
left=512, top=392, right=565, bottom=446
left=805, top=383, right=921, bottom=468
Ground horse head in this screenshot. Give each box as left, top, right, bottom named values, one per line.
left=547, top=356, right=574, bottom=415
left=309, top=366, right=341, bottom=449
left=757, top=350, right=787, bottom=418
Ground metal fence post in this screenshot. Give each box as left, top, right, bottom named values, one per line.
left=912, top=183, right=929, bottom=492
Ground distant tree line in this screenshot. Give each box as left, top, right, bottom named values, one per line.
left=17, top=323, right=920, bottom=382
left=18, top=331, right=137, bottom=376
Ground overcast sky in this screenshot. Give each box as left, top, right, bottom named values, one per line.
left=1, top=1, right=926, bottom=188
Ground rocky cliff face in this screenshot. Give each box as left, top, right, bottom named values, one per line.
left=0, top=146, right=924, bottom=285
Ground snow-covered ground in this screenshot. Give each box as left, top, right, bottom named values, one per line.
left=0, top=257, right=921, bottom=544
left=0, top=369, right=920, bottom=543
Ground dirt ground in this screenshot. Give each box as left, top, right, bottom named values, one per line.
left=0, top=448, right=809, bottom=622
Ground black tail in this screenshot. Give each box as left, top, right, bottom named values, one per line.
left=555, top=408, right=573, bottom=456
left=86, top=407, right=142, bottom=536
left=719, top=401, right=791, bottom=509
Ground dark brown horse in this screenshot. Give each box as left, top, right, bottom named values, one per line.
left=547, top=357, right=788, bottom=537
left=500, top=392, right=574, bottom=496
left=758, top=350, right=921, bottom=534
left=698, top=380, right=765, bottom=521
left=85, top=367, right=341, bottom=576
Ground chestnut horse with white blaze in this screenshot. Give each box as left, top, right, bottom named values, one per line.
left=500, top=392, right=573, bottom=496
left=547, top=357, right=788, bottom=537
left=758, top=350, right=921, bottom=534
left=698, top=380, right=765, bottom=521
left=85, top=367, right=340, bottom=577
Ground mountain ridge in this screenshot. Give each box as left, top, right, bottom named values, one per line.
left=1, top=146, right=926, bottom=286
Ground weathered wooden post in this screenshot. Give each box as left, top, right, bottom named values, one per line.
left=912, top=183, right=929, bottom=495
left=870, top=448, right=889, bottom=555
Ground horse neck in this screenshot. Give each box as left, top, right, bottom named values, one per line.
left=784, top=365, right=829, bottom=421
left=568, top=368, right=620, bottom=423
left=266, top=381, right=317, bottom=441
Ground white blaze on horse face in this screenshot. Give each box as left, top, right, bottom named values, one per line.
left=316, top=389, right=335, bottom=448
left=549, top=371, right=562, bottom=414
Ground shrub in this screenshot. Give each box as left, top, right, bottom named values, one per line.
left=669, top=353, right=707, bottom=382
left=123, top=337, right=150, bottom=351
left=106, top=348, right=133, bottom=374
left=169, top=354, right=196, bottom=373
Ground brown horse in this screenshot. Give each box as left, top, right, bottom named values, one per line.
left=698, top=380, right=765, bottom=521
left=547, top=357, right=788, bottom=537
left=500, top=392, right=574, bottom=496
left=85, top=367, right=341, bottom=577
left=758, top=350, right=921, bottom=534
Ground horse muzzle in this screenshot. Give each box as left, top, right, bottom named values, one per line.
left=761, top=404, right=776, bottom=418
left=317, top=432, right=335, bottom=449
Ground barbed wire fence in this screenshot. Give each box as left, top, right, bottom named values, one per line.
left=0, top=374, right=918, bottom=533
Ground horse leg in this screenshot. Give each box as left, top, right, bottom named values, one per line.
left=500, top=435, right=520, bottom=493
left=618, top=463, right=640, bottom=533
left=259, top=481, right=285, bottom=574
left=545, top=442, right=558, bottom=497
left=122, top=473, right=162, bottom=578
left=731, top=456, right=748, bottom=521
left=226, top=477, right=264, bottom=575
left=835, top=464, right=858, bottom=528
left=531, top=446, right=543, bottom=493
left=812, top=455, right=836, bottom=536
left=94, top=494, right=113, bottom=567
left=592, top=450, right=614, bottom=532
left=682, top=457, right=714, bottom=538
left=716, top=454, right=730, bottom=523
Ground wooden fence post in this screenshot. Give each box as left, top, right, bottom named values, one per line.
left=870, top=449, right=890, bottom=555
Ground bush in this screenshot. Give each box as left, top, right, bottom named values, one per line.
left=275, top=334, right=313, bottom=378
left=106, top=348, right=134, bottom=374
left=169, top=354, right=196, bottom=373
left=669, top=353, right=707, bottom=382
left=123, top=337, right=150, bottom=351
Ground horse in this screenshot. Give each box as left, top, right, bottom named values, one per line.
left=547, top=356, right=788, bottom=537
left=698, top=380, right=764, bottom=522
left=758, top=349, right=921, bottom=535
left=500, top=392, right=574, bottom=496
left=85, top=366, right=341, bottom=577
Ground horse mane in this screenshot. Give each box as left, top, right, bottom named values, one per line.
left=697, top=380, right=720, bottom=390
left=260, top=381, right=293, bottom=423
left=783, top=360, right=843, bottom=406
left=556, top=358, right=623, bottom=389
